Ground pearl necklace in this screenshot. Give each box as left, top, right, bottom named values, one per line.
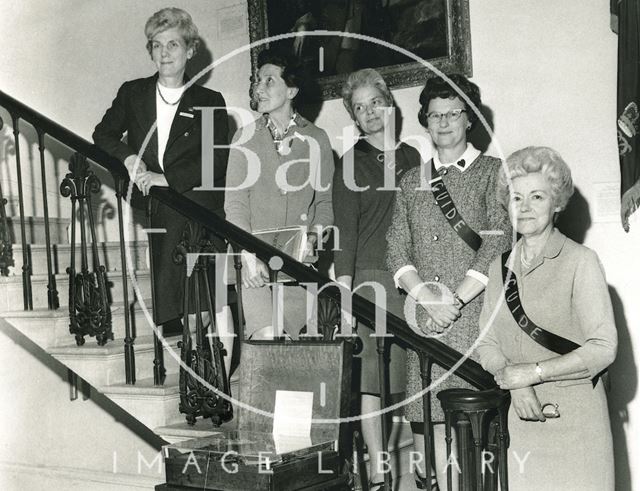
left=156, top=83, right=184, bottom=106
left=520, top=246, right=539, bottom=269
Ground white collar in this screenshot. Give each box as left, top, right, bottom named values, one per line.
left=433, top=143, right=480, bottom=173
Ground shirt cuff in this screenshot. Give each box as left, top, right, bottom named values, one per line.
left=466, top=269, right=489, bottom=286
left=393, top=265, right=417, bottom=289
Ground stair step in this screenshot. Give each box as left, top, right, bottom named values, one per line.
left=100, top=373, right=184, bottom=429
left=0, top=300, right=157, bottom=349
left=48, top=334, right=181, bottom=387
left=155, top=419, right=235, bottom=444
left=102, top=372, right=181, bottom=396
left=153, top=373, right=239, bottom=443
left=6, top=216, right=70, bottom=244
left=0, top=269, right=152, bottom=310
left=11, top=240, right=149, bottom=276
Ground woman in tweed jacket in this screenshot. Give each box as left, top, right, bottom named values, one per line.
left=386, top=74, right=512, bottom=488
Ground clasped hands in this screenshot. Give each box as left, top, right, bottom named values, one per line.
left=124, top=155, right=168, bottom=196
left=415, top=287, right=462, bottom=335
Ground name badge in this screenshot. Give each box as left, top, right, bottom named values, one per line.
left=179, top=111, right=194, bottom=119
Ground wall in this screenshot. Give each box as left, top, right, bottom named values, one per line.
left=314, top=4, right=639, bottom=487
left=0, top=0, right=638, bottom=489
left=0, top=318, right=165, bottom=489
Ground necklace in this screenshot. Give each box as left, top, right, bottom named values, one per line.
left=520, top=247, right=537, bottom=269
left=156, top=83, right=184, bottom=106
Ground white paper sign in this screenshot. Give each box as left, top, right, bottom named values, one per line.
left=593, top=182, right=620, bottom=223
left=272, top=390, right=313, bottom=453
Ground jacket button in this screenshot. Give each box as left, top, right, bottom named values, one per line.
left=184, top=132, right=189, bottom=137
left=432, top=235, right=438, bottom=241
left=434, top=275, right=440, bottom=282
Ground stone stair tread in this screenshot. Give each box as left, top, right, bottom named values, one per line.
left=0, top=308, right=71, bottom=319
left=0, top=298, right=153, bottom=318
left=48, top=333, right=179, bottom=355
left=154, top=418, right=236, bottom=440
left=12, top=240, right=147, bottom=250
left=0, top=269, right=150, bottom=282
left=101, top=373, right=180, bottom=396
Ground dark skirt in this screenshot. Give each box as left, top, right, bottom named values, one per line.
left=352, top=269, right=407, bottom=396
left=150, top=200, right=226, bottom=325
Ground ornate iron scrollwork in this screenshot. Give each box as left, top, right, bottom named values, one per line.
left=0, top=116, right=15, bottom=277
left=0, top=197, right=12, bottom=277
left=60, top=153, right=112, bottom=346
left=174, top=221, right=232, bottom=425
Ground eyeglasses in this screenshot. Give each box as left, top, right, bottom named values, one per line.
left=426, top=109, right=467, bottom=123
left=541, top=403, right=560, bottom=419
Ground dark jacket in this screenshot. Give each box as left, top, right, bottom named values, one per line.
left=93, top=74, right=229, bottom=324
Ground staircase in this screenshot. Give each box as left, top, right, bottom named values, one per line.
left=0, top=90, right=504, bottom=491
left=1, top=216, right=182, bottom=420
left=0, top=214, right=419, bottom=490
left=0, top=213, right=234, bottom=488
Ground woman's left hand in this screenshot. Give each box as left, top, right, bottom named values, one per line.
left=136, top=171, right=169, bottom=196
left=495, top=363, right=539, bottom=390
left=302, top=236, right=318, bottom=263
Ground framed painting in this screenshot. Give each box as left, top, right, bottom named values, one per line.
left=247, top=0, right=472, bottom=100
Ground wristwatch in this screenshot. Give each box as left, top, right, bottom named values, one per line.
left=453, top=292, right=466, bottom=308
left=535, top=362, right=544, bottom=383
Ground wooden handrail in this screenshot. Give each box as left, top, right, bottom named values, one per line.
left=0, top=89, right=496, bottom=390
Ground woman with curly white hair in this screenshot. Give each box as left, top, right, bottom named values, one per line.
left=477, top=146, right=617, bottom=490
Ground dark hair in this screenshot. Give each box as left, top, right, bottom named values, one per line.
left=417, top=74, right=481, bottom=128
left=251, top=49, right=305, bottom=110
left=256, top=49, right=304, bottom=90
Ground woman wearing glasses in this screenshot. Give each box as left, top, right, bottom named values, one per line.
left=386, top=74, right=512, bottom=488
left=477, top=147, right=617, bottom=490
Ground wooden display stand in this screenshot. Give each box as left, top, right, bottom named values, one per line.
left=158, top=341, right=352, bottom=491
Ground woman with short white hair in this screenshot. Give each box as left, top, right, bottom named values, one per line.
left=477, top=146, right=617, bottom=490
left=93, top=8, right=234, bottom=376
left=334, top=68, right=421, bottom=491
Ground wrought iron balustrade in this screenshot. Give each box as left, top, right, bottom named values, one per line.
left=60, top=153, right=111, bottom=346
left=0, top=89, right=509, bottom=490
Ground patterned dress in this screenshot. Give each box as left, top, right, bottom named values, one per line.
left=386, top=153, right=512, bottom=421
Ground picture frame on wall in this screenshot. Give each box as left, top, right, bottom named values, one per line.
left=247, top=0, right=472, bottom=100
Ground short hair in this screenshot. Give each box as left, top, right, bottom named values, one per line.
left=497, top=146, right=574, bottom=211
left=253, top=49, right=305, bottom=108
left=417, top=74, right=481, bottom=128
left=341, top=68, right=394, bottom=121
left=256, top=49, right=304, bottom=90
left=145, top=8, right=200, bottom=55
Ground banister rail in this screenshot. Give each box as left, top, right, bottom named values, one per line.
left=0, top=88, right=495, bottom=391
left=0, top=90, right=127, bottom=179
left=153, top=186, right=496, bottom=390
left=2, top=88, right=509, bottom=490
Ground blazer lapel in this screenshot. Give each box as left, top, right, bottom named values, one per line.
left=131, top=76, right=159, bottom=162
left=164, top=87, right=196, bottom=159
